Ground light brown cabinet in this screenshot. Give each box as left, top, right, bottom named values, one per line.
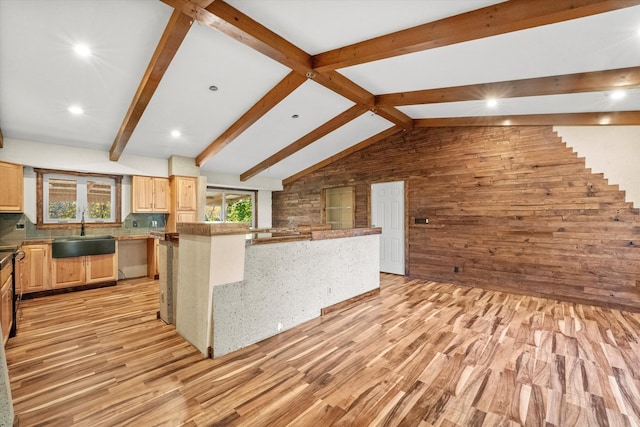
left=86, top=253, right=118, bottom=284
left=0, top=261, right=13, bottom=344
left=51, top=256, right=86, bottom=288
left=167, top=175, right=198, bottom=232
left=131, top=176, right=170, bottom=213
left=0, top=161, right=23, bottom=212
left=52, top=252, right=117, bottom=289
left=17, top=244, right=51, bottom=294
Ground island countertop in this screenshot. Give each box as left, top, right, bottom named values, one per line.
left=248, top=227, right=382, bottom=245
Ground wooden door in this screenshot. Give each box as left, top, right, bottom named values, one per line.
left=52, top=257, right=86, bottom=288
left=152, top=178, right=170, bottom=213
left=371, top=181, right=405, bottom=275
left=131, top=176, right=153, bottom=212
left=18, top=245, right=51, bottom=293
left=0, top=161, right=23, bottom=212
left=175, top=177, right=197, bottom=211
left=1, top=274, right=11, bottom=344
left=86, top=253, right=117, bottom=284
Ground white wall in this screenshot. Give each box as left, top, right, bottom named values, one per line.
left=118, top=239, right=148, bottom=279
left=555, top=126, right=640, bottom=207
left=257, top=190, right=272, bottom=229
left=0, top=138, right=278, bottom=226
left=0, top=138, right=168, bottom=176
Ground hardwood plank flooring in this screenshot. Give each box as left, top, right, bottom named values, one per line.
left=6, top=274, right=640, bottom=426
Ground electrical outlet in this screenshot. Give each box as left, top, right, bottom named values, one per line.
left=15, top=223, right=24, bottom=229
left=151, top=220, right=158, bottom=228
left=277, top=322, right=283, bottom=332
left=133, top=221, right=138, bottom=227
left=454, top=266, right=459, bottom=273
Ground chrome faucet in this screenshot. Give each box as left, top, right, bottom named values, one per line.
left=81, top=210, right=85, bottom=236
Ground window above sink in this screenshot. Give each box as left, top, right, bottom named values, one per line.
left=34, top=168, right=122, bottom=230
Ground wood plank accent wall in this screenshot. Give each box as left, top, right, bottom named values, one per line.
left=273, top=126, right=640, bottom=311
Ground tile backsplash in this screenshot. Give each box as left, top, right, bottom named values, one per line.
left=0, top=213, right=166, bottom=246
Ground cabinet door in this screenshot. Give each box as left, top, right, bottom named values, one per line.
left=176, top=211, right=197, bottom=223
left=86, top=253, right=117, bottom=284
left=0, top=161, right=23, bottom=212
left=1, top=276, right=11, bottom=344
left=152, top=178, right=170, bottom=213
left=52, top=257, right=86, bottom=288
left=18, top=245, right=51, bottom=293
left=131, top=176, right=153, bottom=213
left=175, top=176, right=197, bottom=211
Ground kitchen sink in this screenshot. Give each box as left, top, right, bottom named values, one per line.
left=52, top=235, right=116, bottom=258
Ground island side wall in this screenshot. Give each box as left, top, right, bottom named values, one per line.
left=212, top=233, right=380, bottom=357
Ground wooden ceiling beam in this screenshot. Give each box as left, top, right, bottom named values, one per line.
left=162, top=0, right=413, bottom=166
left=313, top=0, right=640, bottom=72
left=196, top=71, right=307, bottom=166
left=312, top=71, right=414, bottom=130
left=240, top=105, right=367, bottom=181
left=282, top=126, right=404, bottom=186
left=109, top=9, right=194, bottom=161
left=162, top=0, right=312, bottom=74
left=377, top=67, right=640, bottom=106
left=414, top=111, right=640, bottom=127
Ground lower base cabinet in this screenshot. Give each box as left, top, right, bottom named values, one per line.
left=1, top=263, right=13, bottom=344
left=52, top=252, right=117, bottom=289
left=18, top=244, right=51, bottom=293
left=86, top=253, right=118, bottom=284
left=51, top=256, right=86, bottom=288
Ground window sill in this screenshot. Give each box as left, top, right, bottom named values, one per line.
left=36, top=222, right=123, bottom=230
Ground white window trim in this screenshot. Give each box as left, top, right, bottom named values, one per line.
left=43, top=173, right=116, bottom=224
left=206, top=187, right=256, bottom=228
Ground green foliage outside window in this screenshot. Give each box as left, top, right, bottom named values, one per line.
left=226, top=198, right=252, bottom=223
left=48, top=201, right=77, bottom=220
left=90, top=202, right=111, bottom=219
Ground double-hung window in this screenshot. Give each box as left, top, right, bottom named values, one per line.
left=35, top=168, right=122, bottom=228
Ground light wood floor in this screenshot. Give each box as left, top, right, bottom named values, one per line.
left=6, top=274, right=640, bottom=426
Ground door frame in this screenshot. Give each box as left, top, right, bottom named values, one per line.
left=369, top=180, right=409, bottom=275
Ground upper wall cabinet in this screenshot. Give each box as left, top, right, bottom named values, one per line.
left=0, top=161, right=23, bottom=212
left=131, top=176, right=170, bottom=213
left=167, top=175, right=198, bottom=232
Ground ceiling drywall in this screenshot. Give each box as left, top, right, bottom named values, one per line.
left=1, top=0, right=639, bottom=183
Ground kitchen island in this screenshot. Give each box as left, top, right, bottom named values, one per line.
left=174, top=223, right=381, bottom=358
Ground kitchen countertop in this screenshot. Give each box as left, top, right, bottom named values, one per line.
left=248, top=227, right=382, bottom=245
left=20, top=234, right=155, bottom=246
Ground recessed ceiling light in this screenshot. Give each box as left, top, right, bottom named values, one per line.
left=209, top=85, right=218, bottom=91
left=73, top=44, right=92, bottom=57
left=291, top=114, right=299, bottom=119
left=67, top=105, right=84, bottom=115
left=486, top=98, right=498, bottom=108
left=610, top=89, right=626, bottom=100
left=170, top=130, right=181, bottom=138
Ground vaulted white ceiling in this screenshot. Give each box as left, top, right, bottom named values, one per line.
left=1, top=0, right=639, bottom=184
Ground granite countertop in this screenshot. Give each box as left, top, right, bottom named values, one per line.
left=21, top=234, right=155, bottom=246
left=249, top=227, right=382, bottom=245
left=176, top=222, right=251, bottom=236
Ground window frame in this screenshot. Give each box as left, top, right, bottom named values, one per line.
left=35, top=168, right=122, bottom=229
left=205, top=186, right=257, bottom=228
left=322, top=185, right=355, bottom=230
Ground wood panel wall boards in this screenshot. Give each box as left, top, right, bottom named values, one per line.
left=273, top=126, right=640, bottom=310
